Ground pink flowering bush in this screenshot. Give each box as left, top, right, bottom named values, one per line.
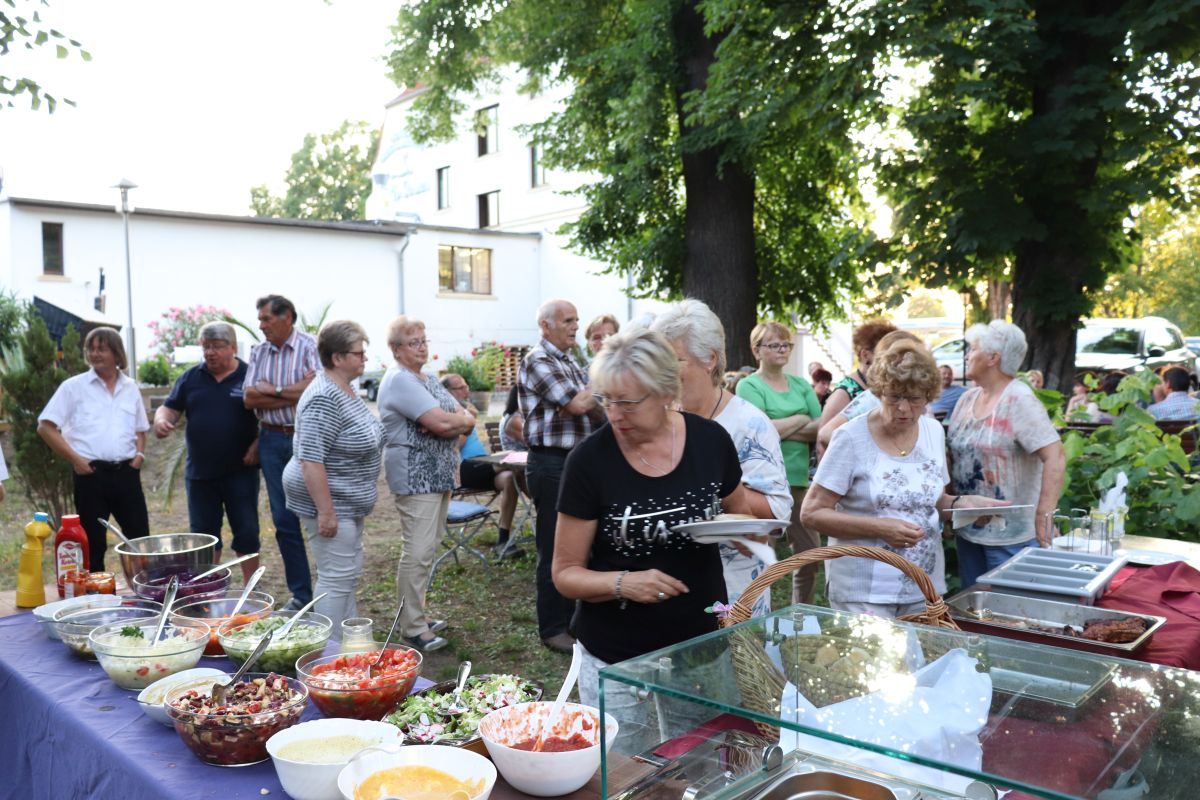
left=148, top=304, right=232, bottom=358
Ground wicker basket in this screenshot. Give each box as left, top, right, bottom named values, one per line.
left=718, top=544, right=959, bottom=738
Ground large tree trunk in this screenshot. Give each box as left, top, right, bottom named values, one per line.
left=1011, top=246, right=1084, bottom=392
left=672, top=0, right=758, bottom=371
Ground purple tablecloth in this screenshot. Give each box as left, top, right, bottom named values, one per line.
left=0, top=611, right=432, bottom=799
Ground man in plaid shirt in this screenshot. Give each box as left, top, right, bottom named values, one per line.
left=519, top=299, right=603, bottom=653
left=243, top=294, right=319, bottom=609
left=1148, top=367, right=1200, bottom=422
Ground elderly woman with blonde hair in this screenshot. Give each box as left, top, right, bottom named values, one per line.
left=552, top=328, right=750, bottom=716
left=801, top=340, right=1004, bottom=618
left=378, top=315, right=477, bottom=652
left=948, top=321, right=1065, bottom=588
left=651, top=300, right=791, bottom=618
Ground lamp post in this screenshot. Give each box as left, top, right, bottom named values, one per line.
left=113, top=179, right=137, bottom=381
left=959, top=286, right=972, bottom=386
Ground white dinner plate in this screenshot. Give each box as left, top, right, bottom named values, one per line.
left=672, top=519, right=791, bottom=543
left=1115, top=548, right=1188, bottom=567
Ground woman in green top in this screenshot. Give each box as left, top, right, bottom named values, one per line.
left=735, top=321, right=822, bottom=604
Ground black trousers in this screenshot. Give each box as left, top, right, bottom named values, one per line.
left=74, top=461, right=150, bottom=572
left=526, top=448, right=576, bottom=639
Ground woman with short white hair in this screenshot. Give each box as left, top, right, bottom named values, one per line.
left=552, top=328, right=751, bottom=738
left=651, top=300, right=791, bottom=618
left=947, top=320, right=1066, bottom=587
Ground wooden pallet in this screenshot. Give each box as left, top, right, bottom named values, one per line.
left=492, top=346, right=531, bottom=391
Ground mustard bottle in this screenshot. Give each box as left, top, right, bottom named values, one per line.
left=16, top=512, right=53, bottom=608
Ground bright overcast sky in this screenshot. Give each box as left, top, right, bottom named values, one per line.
left=0, top=0, right=401, bottom=215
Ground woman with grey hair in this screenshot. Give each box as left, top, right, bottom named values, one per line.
left=947, top=320, right=1066, bottom=588
left=552, top=327, right=751, bottom=736
left=378, top=316, right=477, bottom=652
left=283, top=320, right=382, bottom=642
left=651, top=299, right=791, bottom=618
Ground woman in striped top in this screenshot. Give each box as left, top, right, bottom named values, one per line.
left=283, top=320, right=383, bottom=641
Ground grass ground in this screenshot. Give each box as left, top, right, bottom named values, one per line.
left=1, top=417, right=815, bottom=692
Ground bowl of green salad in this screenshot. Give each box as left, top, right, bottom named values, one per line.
left=383, top=673, right=542, bottom=753
left=217, top=611, right=332, bottom=677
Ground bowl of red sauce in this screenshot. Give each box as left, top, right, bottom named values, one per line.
left=296, top=646, right=422, bottom=720
left=477, top=701, right=618, bottom=796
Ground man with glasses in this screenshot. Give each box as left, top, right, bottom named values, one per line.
left=518, top=299, right=603, bottom=653
left=153, top=322, right=260, bottom=581
left=243, top=294, right=319, bottom=609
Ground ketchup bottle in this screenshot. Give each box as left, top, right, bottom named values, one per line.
left=54, top=514, right=90, bottom=599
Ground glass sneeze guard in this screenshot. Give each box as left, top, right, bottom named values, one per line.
left=597, top=603, right=1200, bottom=799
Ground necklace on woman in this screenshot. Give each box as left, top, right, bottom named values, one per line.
left=708, top=387, right=725, bottom=419
left=885, top=427, right=916, bottom=456
left=636, top=413, right=678, bottom=475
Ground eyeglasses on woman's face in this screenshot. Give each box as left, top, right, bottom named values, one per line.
left=395, top=338, right=429, bottom=350
left=758, top=342, right=794, bottom=353
left=593, top=392, right=651, bottom=411
left=881, top=393, right=928, bottom=408
left=340, top=349, right=368, bottom=360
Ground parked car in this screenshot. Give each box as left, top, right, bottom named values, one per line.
left=931, top=337, right=967, bottom=381
left=357, top=368, right=384, bottom=402
left=1186, top=336, right=1200, bottom=358
left=1075, top=317, right=1196, bottom=380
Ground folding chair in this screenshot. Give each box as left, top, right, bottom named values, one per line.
left=429, top=499, right=494, bottom=589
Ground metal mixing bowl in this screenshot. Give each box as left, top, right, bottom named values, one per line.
left=115, top=533, right=219, bottom=587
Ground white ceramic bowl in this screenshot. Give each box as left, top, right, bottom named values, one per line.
left=34, top=594, right=123, bottom=640
left=266, top=718, right=401, bottom=800
left=477, top=701, right=618, bottom=797
left=136, top=667, right=228, bottom=726
left=336, top=743, right=496, bottom=800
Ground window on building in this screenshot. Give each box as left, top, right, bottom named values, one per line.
left=478, top=191, right=499, bottom=228
left=438, top=245, right=492, bottom=295
left=530, top=144, right=547, bottom=187
left=436, top=167, right=450, bottom=210
left=41, top=222, right=64, bottom=276
left=476, top=105, right=498, bottom=156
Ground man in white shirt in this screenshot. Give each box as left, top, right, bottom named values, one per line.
left=38, top=327, right=150, bottom=571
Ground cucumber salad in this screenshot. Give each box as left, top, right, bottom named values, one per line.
left=385, top=673, right=539, bottom=743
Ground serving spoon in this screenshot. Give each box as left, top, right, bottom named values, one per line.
left=275, top=593, right=327, bottom=639
left=532, top=641, right=583, bottom=752
left=227, top=566, right=267, bottom=619
left=97, top=518, right=132, bottom=547
left=368, top=598, right=404, bottom=679
left=187, top=553, right=258, bottom=584
left=210, top=630, right=274, bottom=707
left=441, top=660, right=473, bottom=717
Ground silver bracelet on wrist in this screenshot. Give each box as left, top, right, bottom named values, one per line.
left=614, top=570, right=629, bottom=610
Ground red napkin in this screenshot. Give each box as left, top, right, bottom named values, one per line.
left=1096, top=561, right=1200, bottom=669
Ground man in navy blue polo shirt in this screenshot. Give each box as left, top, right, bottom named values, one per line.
left=153, top=321, right=261, bottom=580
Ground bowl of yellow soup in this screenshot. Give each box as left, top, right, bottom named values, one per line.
left=266, top=718, right=402, bottom=800
left=336, top=743, right=496, bottom=800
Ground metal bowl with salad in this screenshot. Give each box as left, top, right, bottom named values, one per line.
left=383, top=673, right=541, bottom=746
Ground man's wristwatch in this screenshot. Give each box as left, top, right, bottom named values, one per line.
left=274, top=384, right=283, bottom=397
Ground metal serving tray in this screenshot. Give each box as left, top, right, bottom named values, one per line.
left=982, top=637, right=1116, bottom=719
left=975, top=547, right=1127, bottom=604
left=946, top=590, right=1166, bottom=655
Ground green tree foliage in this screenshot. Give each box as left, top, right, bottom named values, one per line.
left=250, top=120, right=380, bottom=221
left=0, top=315, right=86, bottom=522
left=905, top=292, right=946, bottom=319
left=873, top=0, right=1200, bottom=390
left=1093, top=202, right=1200, bottom=332
left=385, top=0, right=878, bottom=367
left=1, top=0, right=90, bottom=112
left=1060, top=371, right=1200, bottom=539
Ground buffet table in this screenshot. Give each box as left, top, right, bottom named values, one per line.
left=0, top=611, right=612, bottom=800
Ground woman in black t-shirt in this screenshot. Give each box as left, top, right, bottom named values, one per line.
left=552, top=328, right=750, bottom=717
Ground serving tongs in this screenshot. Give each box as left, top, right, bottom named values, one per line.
left=210, top=630, right=274, bottom=707
left=150, top=576, right=179, bottom=642
left=187, top=553, right=259, bottom=584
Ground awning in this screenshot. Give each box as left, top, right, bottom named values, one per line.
left=33, top=296, right=124, bottom=341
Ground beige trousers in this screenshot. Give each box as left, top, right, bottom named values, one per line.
left=394, top=491, right=450, bottom=638
left=788, top=485, right=821, bottom=605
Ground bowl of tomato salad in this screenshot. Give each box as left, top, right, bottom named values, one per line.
left=170, top=591, right=275, bottom=656
left=296, top=646, right=423, bottom=720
